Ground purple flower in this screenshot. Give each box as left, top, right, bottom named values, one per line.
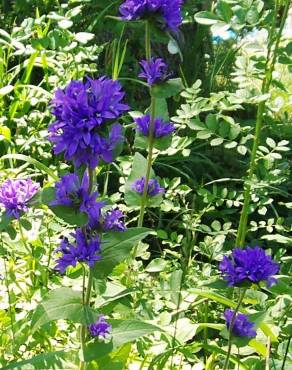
left=219, top=246, right=279, bottom=287
left=135, top=114, right=175, bottom=138
left=50, top=172, right=105, bottom=228
left=139, top=58, right=169, bottom=85
left=103, top=209, right=126, bottom=232
left=49, top=77, right=129, bottom=168
left=224, top=309, right=256, bottom=338
left=88, top=315, right=112, bottom=339
left=119, top=0, right=183, bottom=32
left=132, top=177, right=164, bottom=196
left=0, top=179, right=39, bottom=219
left=55, top=228, right=101, bottom=273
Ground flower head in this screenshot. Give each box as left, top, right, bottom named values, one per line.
left=55, top=228, right=101, bottom=273
left=119, top=0, right=183, bottom=32
left=132, top=177, right=164, bottom=196
left=139, top=58, right=169, bottom=85
left=49, top=77, right=128, bottom=168
left=224, top=309, right=256, bottom=338
left=219, top=246, right=279, bottom=287
left=135, top=114, right=175, bottom=138
left=0, top=179, right=39, bottom=219
left=103, top=209, right=126, bottom=232
left=50, top=172, right=105, bottom=228
left=88, top=315, right=112, bottom=339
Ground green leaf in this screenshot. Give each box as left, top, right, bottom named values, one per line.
left=1, top=351, right=75, bottom=370
left=0, top=125, right=11, bottom=141
left=19, top=219, right=32, bottom=231
left=246, top=6, right=259, bottom=25
left=266, top=137, right=276, bottom=148
left=151, top=78, right=183, bottom=99
left=83, top=320, right=162, bottom=362
left=93, top=344, right=131, bottom=370
left=125, top=153, right=163, bottom=208
left=41, top=187, right=88, bottom=226
left=216, top=0, right=233, bottom=23
left=31, top=288, right=95, bottom=333
left=248, top=339, right=267, bottom=356
left=93, top=228, right=151, bottom=278
left=0, top=85, right=14, bottom=96
left=194, top=11, right=219, bottom=25
left=197, top=130, right=212, bottom=139
left=206, top=114, right=217, bottom=131
left=155, top=98, right=169, bottom=120
left=75, top=32, right=95, bottom=44
left=145, top=258, right=168, bottom=272
left=134, top=131, right=172, bottom=151
left=189, top=288, right=278, bottom=342
left=210, top=137, right=224, bottom=146
left=51, top=205, right=88, bottom=226
left=0, top=212, right=11, bottom=232
left=189, top=288, right=237, bottom=309
left=58, top=19, right=73, bottom=29
left=228, top=125, right=241, bottom=140
left=237, top=145, right=247, bottom=155
left=0, top=154, right=58, bottom=180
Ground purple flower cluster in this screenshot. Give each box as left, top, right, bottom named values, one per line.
left=224, top=309, right=256, bottom=338
left=50, top=172, right=105, bottom=228
left=135, top=114, right=175, bottom=138
left=219, top=246, right=279, bottom=287
left=88, top=315, right=112, bottom=339
left=103, top=209, right=126, bottom=232
left=119, top=0, right=183, bottom=32
left=139, top=58, right=169, bottom=85
left=132, top=177, right=164, bottom=196
left=49, top=77, right=128, bottom=168
left=0, top=179, right=39, bottom=219
left=55, top=229, right=101, bottom=273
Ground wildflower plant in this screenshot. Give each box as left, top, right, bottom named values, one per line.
left=0, top=179, right=39, bottom=219
left=0, top=1, right=291, bottom=369
left=119, top=0, right=183, bottom=32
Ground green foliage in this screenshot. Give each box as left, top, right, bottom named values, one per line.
left=0, top=1, right=291, bottom=369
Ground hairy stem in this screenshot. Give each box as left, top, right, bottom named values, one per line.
left=145, top=20, right=151, bottom=60
left=137, top=96, right=156, bottom=229
left=78, top=168, right=95, bottom=370
left=235, top=1, right=290, bottom=247
left=2, top=234, right=16, bottom=352
left=223, top=288, right=247, bottom=370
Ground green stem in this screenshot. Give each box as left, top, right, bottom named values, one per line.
left=2, top=240, right=16, bottom=351
left=78, top=168, right=95, bottom=370
left=203, top=299, right=209, bottom=363
left=169, top=270, right=183, bottom=370
left=18, top=220, right=30, bottom=254
left=281, top=336, right=291, bottom=370
left=103, top=166, right=110, bottom=197
left=145, top=21, right=151, bottom=60
left=265, top=336, right=271, bottom=370
left=223, top=288, right=247, bottom=370
left=235, top=1, right=290, bottom=247
left=137, top=96, right=156, bottom=229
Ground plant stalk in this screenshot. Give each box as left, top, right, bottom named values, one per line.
left=223, top=288, right=247, bottom=370
left=145, top=21, right=151, bottom=60
left=281, top=336, right=291, bottom=370
left=235, top=1, right=290, bottom=247
left=137, top=96, right=156, bottom=229
left=78, top=168, right=95, bottom=370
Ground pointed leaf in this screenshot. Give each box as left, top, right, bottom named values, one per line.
left=93, top=228, right=151, bottom=278
left=31, top=288, right=95, bottom=333
left=83, top=320, right=162, bottom=362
